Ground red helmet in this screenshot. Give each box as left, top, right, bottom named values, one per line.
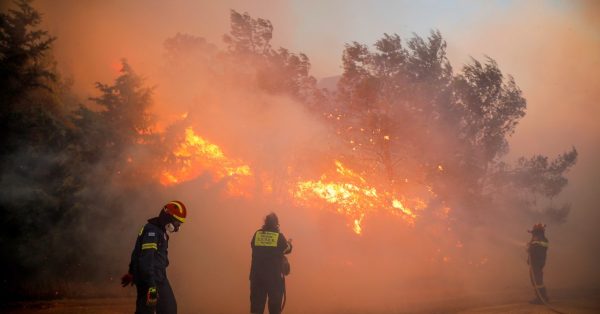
left=163, top=201, right=187, bottom=223
left=529, top=223, right=546, bottom=233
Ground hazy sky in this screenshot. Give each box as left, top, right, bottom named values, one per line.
left=35, top=1, right=596, bottom=76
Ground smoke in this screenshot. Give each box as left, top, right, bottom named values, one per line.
left=445, top=0, right=600, bottom=292
left=25, top=0, right=600, bottom=312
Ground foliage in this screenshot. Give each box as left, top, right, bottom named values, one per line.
left=332, top=30, right=574, bottom=219
left=0, top=1, right=163, bottom=299
left=0, top=3, right=579, bottom=300
left=223, top=10, right=320, bottom=103
left=74, top=60, right=160, bottom=184
left=0, top=0, right=75, bottom=299
left=0, top=0, right=61, bottom=156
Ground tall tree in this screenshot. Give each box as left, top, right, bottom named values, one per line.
left=336, top=31, right=454, bottom=183
left=73, top=60, right=158, bottom=184
left=0, top=0, right=62, bottom=155
left=223, top=10, right=320, bottom=103
left=333, top=31, right=576, bottom=220
left=0, top=0, right=79, bottom=299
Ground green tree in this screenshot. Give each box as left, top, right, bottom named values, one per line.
left=0, top=0, right=81, bottom=299
left=1, top=2, right=161, bottom=299
left=0, top=0, right=63, bottom=155
left=73, top=60, right=158, bottom=184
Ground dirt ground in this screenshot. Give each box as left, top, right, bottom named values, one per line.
left=3, top=289, right=599, bottom=313
left=458, top=296, right=600, bottom=314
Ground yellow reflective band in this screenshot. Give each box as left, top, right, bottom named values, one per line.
left=169, top=201, right=185, bottom=223
left=170, top=201, right=183, bottom=212
left=254, top=231, right=279, bottom=247
left=531, top=241, right=549, bottom=248
left=141, top=243, right=158, bottom=250
left=172, top=214, right=185, bottom=223
left=138, top=226, right=145, bottom=236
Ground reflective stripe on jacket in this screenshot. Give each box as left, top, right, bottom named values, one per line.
left=528, top=239, right=548, bottom=269
left=128, top=219, right=169, bottom=286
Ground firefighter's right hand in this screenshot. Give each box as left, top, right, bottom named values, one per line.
left=146, top=287, right=158, bottom=306
left=120, top=273, right=133, bottom=287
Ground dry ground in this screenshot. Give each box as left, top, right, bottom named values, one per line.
left=2, top=289, right=599, bottom=313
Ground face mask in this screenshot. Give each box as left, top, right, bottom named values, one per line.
left=166, top=223, right=177, bottom=233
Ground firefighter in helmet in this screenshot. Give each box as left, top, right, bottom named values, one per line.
left=527, top=223, right=549, bottom=304
left=121, top=201, right=187, bottom=314
left=250, top=213, right=293, bottom=314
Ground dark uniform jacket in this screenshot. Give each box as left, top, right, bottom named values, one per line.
left=128, top=218, right=170, bottom=287
left=527, top=238, right=548, bottom=269
left=250, top=228, right=292, bottom=280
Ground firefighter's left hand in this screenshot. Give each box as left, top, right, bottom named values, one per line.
left=120, top=273, right=133, bottom=287
left=146, top=287, right=158, bottom=306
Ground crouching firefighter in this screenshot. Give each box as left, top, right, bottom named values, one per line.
left=527, top=223, right=549, bottom=304
left=121, top=201, right=187, bottom=314
left=250, top=213, right=293, bottom=314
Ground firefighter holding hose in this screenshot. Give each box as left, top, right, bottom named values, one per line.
left=250, top=213, right=293, bottom=314
left=527, top=223, right=549, bottom=304
left=121, top=201, right=187, bottom=314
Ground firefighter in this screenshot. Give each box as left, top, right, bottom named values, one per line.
left=527, top=223, right=549, bottom=304
left=250, top=213, right=293, bottom=314
left=121, top=201, right=187, bottom=314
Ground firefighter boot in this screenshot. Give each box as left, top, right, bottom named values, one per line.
left=539, top=287, right=549, bottom=303
left=529, top=297, right=543, bottom=305
left=529, top=290, right=544, bottom=305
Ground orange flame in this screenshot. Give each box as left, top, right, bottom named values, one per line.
left=293, top=160, right=426, bottom=234
left=160, top=127, right=252, bottom=195
left=158, top=128, right=448, bottom=234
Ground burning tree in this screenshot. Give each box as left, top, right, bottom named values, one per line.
left=0, top=2, right=580, bottom=301
left=330, top=30, right=577, bottom=222
left=156, top=11, right=578, bottom=233
left=334, top=32, right=455, bottom=183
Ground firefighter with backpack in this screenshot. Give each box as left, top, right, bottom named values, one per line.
left=250, top=213, right=293, bottom=314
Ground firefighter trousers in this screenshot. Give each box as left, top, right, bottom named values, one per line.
left=136, top=279, right=177, bottom=314
left=250, top=274, right=284, bottom=314
left=531, top=266, right=548, bottom=302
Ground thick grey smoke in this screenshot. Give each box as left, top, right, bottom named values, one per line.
left=26, top=0, right=599, bottom=312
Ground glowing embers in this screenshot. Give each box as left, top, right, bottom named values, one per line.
left=392, top=199, right=416, bottom=219
left=160, top=127, right=252, bottom=195
left=293, top=160, right=426, bottom=234
left=159, top=129, right=437, bottom=234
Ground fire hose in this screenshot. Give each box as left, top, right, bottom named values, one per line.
left=281, top=252, right=291, bottom=312
left=281, top=276, right=286, bottom=312
left=527, top=252, right=568, bottom=314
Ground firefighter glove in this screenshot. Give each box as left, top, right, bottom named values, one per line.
left=120, top=273, right=133, bottom=287
left=147, top=287, right=158, bottom=306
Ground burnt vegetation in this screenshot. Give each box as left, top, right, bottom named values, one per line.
left=0, top=2, right=577, bottom=300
